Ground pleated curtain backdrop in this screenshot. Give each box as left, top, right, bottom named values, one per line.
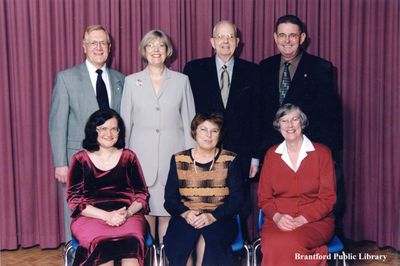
left=0, top=0, right=399, bottom=250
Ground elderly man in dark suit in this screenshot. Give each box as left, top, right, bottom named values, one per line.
left=183, top=20, right=263, bottom=239
left=259, top=15, right=344, bottom=235
left=48, top=25, right=125, bottom=242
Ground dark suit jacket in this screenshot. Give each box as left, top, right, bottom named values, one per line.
left=259, top=51, right=342, bottom=156
left=184, top=56, right=263, bottom=178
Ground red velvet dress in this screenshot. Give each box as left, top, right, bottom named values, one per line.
left=258, top=142, right=336, bottom=266
left=67, top=149, right=149, bottom=266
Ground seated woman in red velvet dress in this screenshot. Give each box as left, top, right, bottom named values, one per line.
left=67, top=109, right=149, bottom=266
left=258, top=104, right=336, bottom=266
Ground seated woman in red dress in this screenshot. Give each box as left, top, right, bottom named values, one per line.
left=258, top=104, right=336, bottom=266
left=67, top=109, right=149, bottom=266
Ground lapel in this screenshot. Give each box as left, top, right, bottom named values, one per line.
left=157, top=67, right=172, bottom=99
left=76, top=63, right=99, bottom=109
left=211, top=56, right=228, bottom=111
left=227, top=58, right=241, bottom=111
left=290, top=52, right=308, bottom=88
left=285, top=52, right=309, bottom=102
left=108, top=69, right=123, bottom=110
left=141, top=66, right=170, bottom=101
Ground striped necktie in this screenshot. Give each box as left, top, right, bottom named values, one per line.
left=279, top=61, right=291, bottom=105
left=220, top=65, right=230, bottom=108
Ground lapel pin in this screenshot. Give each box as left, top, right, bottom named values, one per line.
left=304, top=74, right=308, bottom=78
left=136, top=79, right=143, bottom=87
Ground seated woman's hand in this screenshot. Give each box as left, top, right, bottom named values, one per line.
left=105, top=207, right=128, bottom=227
left=273, top=213, right=297, bottom=231
left=192, top=213, right=216, bottom=229
left=181, top=210, right=200, bottom=225
left=293, top=215, right=308, bottom=228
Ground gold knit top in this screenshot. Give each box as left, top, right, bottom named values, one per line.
left=174, top=149, right=237, bottom=213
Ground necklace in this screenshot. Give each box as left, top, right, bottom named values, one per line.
left=193, top=148, right=218, bottom=173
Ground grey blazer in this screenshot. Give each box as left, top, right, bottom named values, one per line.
left=49, top=63, right=125, bottom=166
left=120, top=67, right=195, bottom=187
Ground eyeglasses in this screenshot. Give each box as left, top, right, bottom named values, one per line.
left=279, top=116, right=301, bottom=126
left=86, top=41, right=109, bottom=48
left=146, top=43, right=166, bottom=50
left=197, top=126, right=220, bottom=137
left=96, top=126, right=120, bottom=135
left=276, top=33, right=301, bottom=41
left=213, top=34, right=236, bottom=41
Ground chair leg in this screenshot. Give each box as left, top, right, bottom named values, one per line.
left=159, top=244, right=166, bottom=266
left=64, top=241, right=73, bottom=266
left=342, top=251, right=346, bottom=266
left=146, top=244, right=158, bottom=266
left=243, top=244, right=251, bottom=266
left=252, top=242, right=261, bottom=266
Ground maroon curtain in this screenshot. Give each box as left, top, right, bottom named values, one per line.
left=1, top=0, right=399, bottom=250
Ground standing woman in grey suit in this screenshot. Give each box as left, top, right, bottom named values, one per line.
left=120, top=30, right=195, bottom=244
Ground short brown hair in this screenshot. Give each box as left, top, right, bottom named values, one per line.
left=190, top=113, right=224, bottom=142
left=139, top=30, right=173, bottom=61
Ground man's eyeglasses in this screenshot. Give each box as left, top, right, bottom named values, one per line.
left=213, top=34, right=236, bottom=41
left=86, top=41, right=109, bottom=48
left=96, top=126, right=120, bottom=135
left=276, top=33, right=301, bottom=41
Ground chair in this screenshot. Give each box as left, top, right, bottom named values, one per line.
left=328, top=235, right=347, bottom=266
left=64, top=231, right=157, bottom=266
left=252, top=209, right=346, bottom=266
left=159, top=214, right=251, bottom=266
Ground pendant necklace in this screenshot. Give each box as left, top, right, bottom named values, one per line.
left=193, top=148, right=218, bottom=173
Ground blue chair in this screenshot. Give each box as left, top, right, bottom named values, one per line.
left=159, top=214, right=251, bottom=266
left=232, top=214, right=251, bottom=266
left=64, top=231, right=157, bottom=266
left=252, top=209, right=346, bottom=266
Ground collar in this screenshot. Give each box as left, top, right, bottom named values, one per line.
left=280, top=50, right=303, bottom=66
left=215, top=55, right=234, bottom=71
left=275, top=135, right=315, bottom=172
left=144, top=65, right=171, bottom=80
left=85, top=60, right=106, bottom=74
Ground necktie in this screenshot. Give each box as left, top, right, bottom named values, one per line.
left=279, top=61, right=291, bottom=105
left=96, top=69, right=109, bottom=109
left=220, top=65, right=230, bottom=108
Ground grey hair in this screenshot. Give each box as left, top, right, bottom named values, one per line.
left=273, top=103, right=309, bottom=131
left=212, top=20, right=238, bottom=37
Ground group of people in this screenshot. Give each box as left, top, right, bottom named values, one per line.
left=49, top=14, right=342, bottom=266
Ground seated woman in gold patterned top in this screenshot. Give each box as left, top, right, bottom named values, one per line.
left=163, top=113, right=244, bottom=266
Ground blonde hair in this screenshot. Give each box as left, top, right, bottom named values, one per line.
left=82, top=25, right=110, bottom=44
left=138, top=30, right=173, bottom=61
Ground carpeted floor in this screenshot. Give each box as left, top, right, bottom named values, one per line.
left=1, top=239, right=399, bottom=265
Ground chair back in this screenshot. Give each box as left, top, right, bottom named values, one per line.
left=231, top=214, right=245, bottom=252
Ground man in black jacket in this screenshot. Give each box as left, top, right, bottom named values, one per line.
left=259, top=15, right=345, bottom=235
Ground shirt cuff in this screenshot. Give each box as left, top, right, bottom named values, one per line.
left=251, top=158, right=260, bottom=166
